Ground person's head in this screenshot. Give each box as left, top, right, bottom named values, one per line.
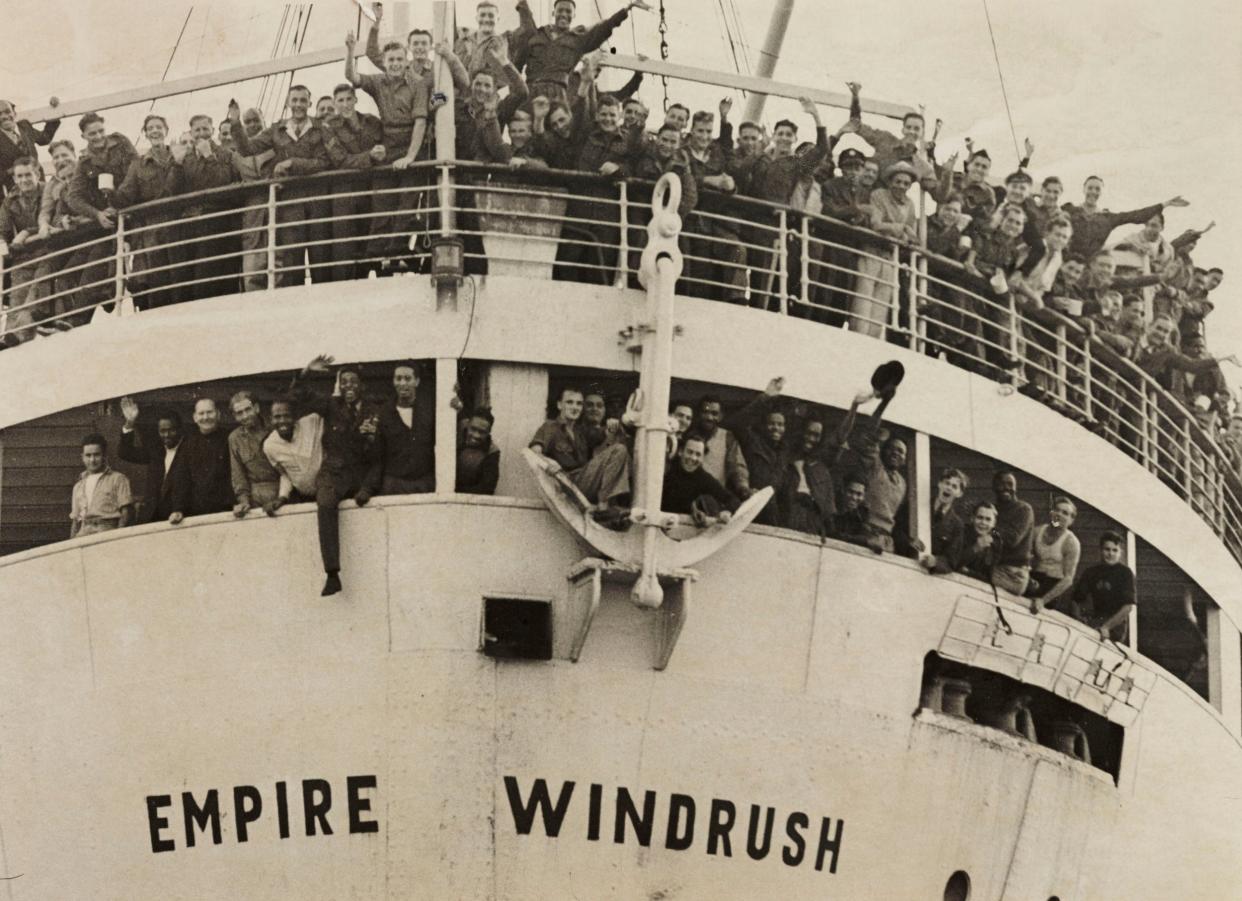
left=287, top=85, right=312, bottom=120
left=1141, top=210, right=1165, bottom=242
left=595, top=94, right=621, bottom=133
left=841, top=475, right=867, bottom=512
left=464, top=406, right=495, bottom=448
left=971, top=501, right=998, bottom=536
left=79, top=112, right=108, bottom=151
left=696, top=394, right=722, bottom=434
left=656, top=124, right=681, bottom=160
left=338, top=368, right=362, bottom=405
left=142, top=114, right=168, bottom=145
left=557, top=387, right=584, bottom=423
left=10, top=158, right=38, bottom=194
left=901, top=111, right=924, bottom=144
left=508, top=113, right=533, bottom=146
left=1044, top=214, right=1072, bottom=253
left=156, top=410, right=182, bottom=449
left=1147, top=313, right=1176, bottom=349
left=230, top=391, right=262, bottom=430
left=937, top=468, right=968, bottom=505
left=1060, top=252, right=1086, bottom=285
left=1004, top=169, right=1033, bottom=203
left=1089, top=250, right=1116, bottom=283
left=476, top=0, right=500, bottom=34
left=393, top=364, right=419, bottom=405
left=998, top=203, right=1027, bottom=239
left=1228, top=415, right=1242, bottom=443
left=271, top=399, right=297, bottom=441
left=583, top=391, right=606, bottom=425
left=1099, top=530, right=1124, bottom=565
left=315, top=96, right=335, bottom=119
left=471, top=70, right=498, bottom=105
left=1040, top=175, right=1063, bottom=209
left=886, top=163, right=915, bottom=200
left=671, top=403, right=694, bottom=434
left=1191, top=267, right=1207, bottom=294
left=81, top=434, right=108, bottom=474
left=992, top=469, right=1018, bottom=503
left=737, top=122, right=763, bottom=158
left=49, top=139, right=76, bottom=176
left=965, top=149, right=991, bottom=184
left=800, top=418, right=824, bottom=455
left=1182, top=331, right=1207, bottom=358
left=837, top=147, right=865, bottom=182
left=881, top=435, right=907, bottom=471
left=622, top=98, right=648, bottom=130
left=175, top=132, right=193, bottom=156
left=772, top=119, right=797, bottom=157
left=679, top=434, right=707, bottom=473
left=242, top=107, right=265, bottom=137
left=0, top=100, right=15, bottom=130
left=218, top=119, right=233, bottom=145
left=547, top=101, right=573, bottom=139
left=764, top=410, right=786, bottom=447
left=407, top=29, right=433, bottom=61
left=1206, top=267, right=1224, bottom=291
left=189, top=114, right=213, bottom=143
left=382, top=40, right=408, bottom=77
left=936, top=195, right=962, bottom=226
left=552, top=0, right=576, bottom=29
left=860, top=160, right=880, bottom=188
left=1082, top=175, right=1103, bottom=205
left=1049, top=496, right=1077, bottom=528
left=689, top=111, right=714, bottom=150
left=663, top=103, right=690, bottom=133
left=1098, top=289, right=1123, bottom=319
left=193, top=398, right=220, bottom=435
left=333, top=83, right=358, bottom=117
left=1120, top=293, right=1145, bottom=327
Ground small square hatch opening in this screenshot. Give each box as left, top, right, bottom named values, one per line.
left=481, top=597, right=553, bottom=660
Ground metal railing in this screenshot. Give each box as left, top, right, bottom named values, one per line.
left=2, top=160, right=1239, bottom=565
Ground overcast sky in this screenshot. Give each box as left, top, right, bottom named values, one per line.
left=5, top=0, right=1240, bottom=365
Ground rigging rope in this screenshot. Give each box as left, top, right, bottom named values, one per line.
left=285, top=2, right=316, bottom=112
left=981, top=0, right=1022, bottom=163
left=256, top=5, right=292, bottom=113
left=657, top=0, right=670, bottom=111
left=136, top=6, right=194, bottom=142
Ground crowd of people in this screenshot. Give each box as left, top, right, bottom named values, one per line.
left=2, top=2, right=1237, bottom=558
left=68, top=356, right=1132, bottom=641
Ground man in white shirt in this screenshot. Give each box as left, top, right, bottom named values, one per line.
left=261, top=397, right=325, bottom=514
left=70, top=434, right=134, bottom=537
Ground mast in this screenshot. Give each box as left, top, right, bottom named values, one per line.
left=742, top=0, right=796, bottom=124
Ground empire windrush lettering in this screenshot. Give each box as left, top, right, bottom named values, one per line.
left=146, top=776, right=379, bottom=853
left=504, top=776, right=845, bottom=874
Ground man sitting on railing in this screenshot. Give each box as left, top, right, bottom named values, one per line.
left=229, top=86, right=331, bottom=287
left=522, top=0, right=652, bottom=104
left=114, top=114, right=184, bottom=310
left=322, top=83, right=386, bottom=283
left=66, top=112, right=138, bottom=317
left=0, top=157, right=50, bottom=343
left=530, top=385, right=631, bottom=527
left=1061, top=175, right=1188, bottom=260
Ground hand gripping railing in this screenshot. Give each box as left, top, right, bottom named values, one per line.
left=2, top=159, right=1239, bottom=565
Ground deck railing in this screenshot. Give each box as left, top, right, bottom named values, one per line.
left=2, top=160, right=1239, bottom=564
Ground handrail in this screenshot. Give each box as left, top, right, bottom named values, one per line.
left=2, top=158, right=1239, bottom=567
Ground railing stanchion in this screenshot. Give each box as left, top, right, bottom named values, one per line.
left=888, top=243, right=901, bottom=338
left=615, top=181, right=629, bottom=290
left=1081, top=333, right=1093, bottom=420
left=777, top=209, right=788, bottom=315
left=1006, top=290, right=1020, bottom=370
left=113, top=213, right=126, bottom=304
left=0, top=246, right=7, bottom=335
left=799, top=215, right=810, bottom=308
left=1055, top=324, right=1068, bottom=403
left=266, top=183, right=278, bottom=290
left=1182, top=416, right=1195, bottom=500
left=907, top=249, right=921, bottom=353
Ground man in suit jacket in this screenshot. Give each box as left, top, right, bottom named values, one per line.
left=118, top=397, right=191, bottom=524
left=367, top=362, right=436, bottom=496
left=181, top=398, right=234, bottom=516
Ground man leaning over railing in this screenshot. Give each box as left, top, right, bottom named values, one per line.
left=684, top=99, right=747, bottom=304
left=0, top=157, right=51, bottom=343
left=850, top=160, right=918, bottom=338
left=32, top=139, right=94, bottom=331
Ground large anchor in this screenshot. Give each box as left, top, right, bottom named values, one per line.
left=524, top=173, right=772, bottom=660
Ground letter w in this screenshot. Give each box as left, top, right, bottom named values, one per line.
left=504, top=777, right=576, bottom=837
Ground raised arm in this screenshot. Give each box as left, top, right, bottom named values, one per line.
left=364, top=10, right=385, bottom=70
left=345, top=30, right=363, bottom=87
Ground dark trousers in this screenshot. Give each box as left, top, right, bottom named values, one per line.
left=330, top=178, right=373, bottom=281
left=367, top=167, right=430, bottom=263
left=315, top=464, right=364, bottom=574
left=185, top=208, right=242, bottom=299
left=276, top=194, right=331, bottom=287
